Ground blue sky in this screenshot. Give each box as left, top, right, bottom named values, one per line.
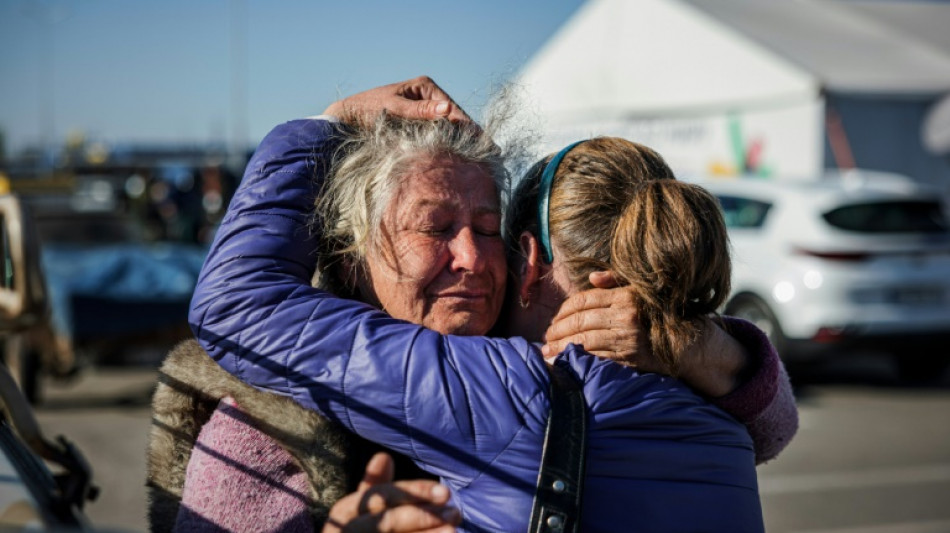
left=0, top=0, right=584, bottom=154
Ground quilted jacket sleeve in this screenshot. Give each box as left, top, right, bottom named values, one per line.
left=188, top=119, right=551, bottom=484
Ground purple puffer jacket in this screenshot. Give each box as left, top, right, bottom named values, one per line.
left=190, top=119, right=783, bottom=532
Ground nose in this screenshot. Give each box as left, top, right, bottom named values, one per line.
left=448, top=227, right=486, bottom=274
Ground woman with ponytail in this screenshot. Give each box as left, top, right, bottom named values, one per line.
left=505, top=138, right=734, bottom=381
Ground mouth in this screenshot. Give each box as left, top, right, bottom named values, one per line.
left=432, top=290, right=490, bottom=303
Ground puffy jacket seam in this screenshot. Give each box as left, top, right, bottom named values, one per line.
left=225, top=209, right=309, bottom=224
left=194, top=285, right=248, bottom=381
left=242, top=167, right=310, bottom=187
left=401, top=330, right=427, bottom=464
left=632, top=434, right=755, bottom=455
left=460, top=387, right=547, bottom=490
left=621, top=475, right=760, bottom=492
left=287, top=301, right=329, bottom=418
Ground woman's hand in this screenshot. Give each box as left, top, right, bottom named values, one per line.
left=543, top=271, right=751, bottom=398
left=323, top=76, right=471, bottom=127
left=322, top=452, right=461, bottom=533
left=541, top=271, right=655, bottom=369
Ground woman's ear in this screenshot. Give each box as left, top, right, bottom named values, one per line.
left=518, top=231, right=543, bottom=305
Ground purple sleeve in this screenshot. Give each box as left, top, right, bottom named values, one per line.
left=714, top=317, right=799, bottom=464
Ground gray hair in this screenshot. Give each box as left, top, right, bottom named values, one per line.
left=313, top=114, right=509, bottom=293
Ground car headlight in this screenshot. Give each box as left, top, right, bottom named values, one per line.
left=773, top=281, right=796, bottom=303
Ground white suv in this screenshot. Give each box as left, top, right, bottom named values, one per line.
left=691, top=171, right=950, bottom=381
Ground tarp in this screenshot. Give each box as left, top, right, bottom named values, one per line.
left=41, top=243, right=207, bottom=339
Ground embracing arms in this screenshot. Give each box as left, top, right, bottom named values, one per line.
left=191, top=77, right=796, bottom=464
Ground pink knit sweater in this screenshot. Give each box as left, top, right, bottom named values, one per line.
left=175, top=397, right=314, bottom=532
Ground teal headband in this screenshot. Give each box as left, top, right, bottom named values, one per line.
left=538, top=140, right=585, bottom=263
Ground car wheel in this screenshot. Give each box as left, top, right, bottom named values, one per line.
left=725, top=295, right=788, bottom=357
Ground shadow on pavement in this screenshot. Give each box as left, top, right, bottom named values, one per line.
left=789, top=350, right=950, bottom=400
left=36, top=363, right=159, bottom=411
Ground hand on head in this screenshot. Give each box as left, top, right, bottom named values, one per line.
left=541, top=271, right=656, bottom=370
left=322, top=452, right=460, bottom=533
left=324, top=76, right=471, bottom=127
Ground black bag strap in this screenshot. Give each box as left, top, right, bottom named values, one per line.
left=527, top=362, right=588, bottom=533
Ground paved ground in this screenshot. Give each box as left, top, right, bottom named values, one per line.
left=29, top=351, right=950, bottom=533
left=759, top=353, right=950, bottom=533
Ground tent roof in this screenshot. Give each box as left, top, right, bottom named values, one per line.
left=686, top=0, right=950, bottom=94
left=514, top=0, right=950, bottom=122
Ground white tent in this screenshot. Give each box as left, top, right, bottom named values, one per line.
left=513, top=0, right=950, bottom=182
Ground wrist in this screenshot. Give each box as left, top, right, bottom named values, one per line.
left=679, top=318, right=749, bottom=398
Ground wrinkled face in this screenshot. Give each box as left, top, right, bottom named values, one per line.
left=359, top=155, right=507, bottom=336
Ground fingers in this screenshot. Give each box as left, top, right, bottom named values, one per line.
left=398, top=76, right=472, bottom=123
left=551, top=286, right=634, bottom=324
left=552, top=272, right=627, bottom=334
left=342, top=505, right=460, bottom=533
left=322, top=76, right=473, bottom=127
left=542, top=284, right=657, bottom=369
left=545, top=307, right=624, bottom=345
left=324, top=452, right=458, bottom=533
left=588, top=270, right=619, bottom=289
left=387, top=98, right=460, bottom=123
left=324, top=477, right=457, bottom=533
left=358, top=479, right=452, bottom=515
left=358, top=452, right=396, bottom=492
left=545, top=287, right=637, bottom=356
left=542, top=326, right=633, bottom=360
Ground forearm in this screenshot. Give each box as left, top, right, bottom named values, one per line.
left=677, top=318, right=751, bottom=398
left=189, top=118, right=338, bottom=396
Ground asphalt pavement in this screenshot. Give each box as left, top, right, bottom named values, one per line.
left=30, top=351, right=950, bottom=533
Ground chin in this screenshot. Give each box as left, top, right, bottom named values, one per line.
left=429, top=316, right=491, bottom=337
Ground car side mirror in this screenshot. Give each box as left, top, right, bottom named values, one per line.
left=0, top=194, right=47, bottom=331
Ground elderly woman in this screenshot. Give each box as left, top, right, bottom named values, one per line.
left=182, top=80, right=796, bottom=532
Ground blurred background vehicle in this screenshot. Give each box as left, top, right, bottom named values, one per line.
left=0, top=164, right=229, bottom=404
left=694, top=170, right=950, bottom=382
left=0, top=193, right=98, bottom=530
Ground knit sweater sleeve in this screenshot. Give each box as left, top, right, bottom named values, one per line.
left=713, top=316, right=799, bottom=464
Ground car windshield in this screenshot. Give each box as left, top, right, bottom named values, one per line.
left=822, top=200, right=949, bottom=234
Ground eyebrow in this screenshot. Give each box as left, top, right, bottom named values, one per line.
left=411, top=199, right=501, bottom=216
